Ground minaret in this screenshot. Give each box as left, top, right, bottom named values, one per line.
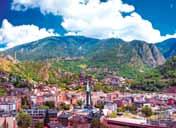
left=85, top=79, right=92, bottom=109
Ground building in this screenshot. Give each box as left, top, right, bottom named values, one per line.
left=58, top=112, right=72, bottom=127
left=0, top=96, right=21, bottom=116
left=31, top=85, right=59, bottom=107
left=102, top=75, right=126, bottom=87
left=24, top=109, right=58, bottom=127
left=0, top=117, right=17, bottom=128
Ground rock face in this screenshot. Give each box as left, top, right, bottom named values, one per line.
left=150, top=44, right=166, bottom=66
left=126, top=41, right=166, bottom=67
left=3, top=36, right=165, bottom=67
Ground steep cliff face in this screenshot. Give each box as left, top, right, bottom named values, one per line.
left=92, top=40, right=165, bottom=67
left=150, top=44, right=166, bottom=66
left=131, top=41, right=165, bottom=67
left=129, top=41, right=166, bottom=67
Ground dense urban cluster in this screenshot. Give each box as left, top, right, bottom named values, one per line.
left=0, top=71, right=176, bottom=128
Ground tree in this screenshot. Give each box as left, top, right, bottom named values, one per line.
left=38, top=105, right=49, bottom=109
left=35, top=121, right=44, bottom=128
left=16, top=111, right=32, bottom=128
left=107, top=111, right=117, bottom=118
left=141, top=105, right=153, bottom=117
left=117, top=106, right=126, bottom=113
left=125, top=104, right=137, bottom=114
left=91, top=117, right=108, bottom=128
left=77, top=100, right=84, bottom=107
left=59, top=103, right=70, bottom=110
left=95, top=102, right=104, bottom=110
left=44, top=101, right=55, bottom=109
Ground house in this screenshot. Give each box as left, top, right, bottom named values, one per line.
left=58, top=112, right=72, bottom=127
left=0, top=96, right=21, bottom=116
left=24, top=109, right=46, bottom=127
left=57, top=91, right=84, bottom=106
left=47, top=109, right=58, bottom=124
left=102, top=75, right=126, bottom=87
left=106, top=92, right=119, bottom=101
left=31, top=85, right=59, bottom=107
left=69, top=114, right=90, bottom=128
left=10, top=88, right=30, bottom=96
left=103, top=101, right=117, bottom=115
left=0, top=117, right=17, bottom=128
left=24, top=109, right=58, bottom=127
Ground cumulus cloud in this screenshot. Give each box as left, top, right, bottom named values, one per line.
left=11, top=0, right=176, bottom=43
left=0, top=19, right=57, bottom=50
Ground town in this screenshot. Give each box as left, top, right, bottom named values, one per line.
left=0, top=71, right=176, bottom=128
left=1, top=0, right=176, bottom=127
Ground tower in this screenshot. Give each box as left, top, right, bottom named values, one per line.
left=85, top=78, right=92, bottom=109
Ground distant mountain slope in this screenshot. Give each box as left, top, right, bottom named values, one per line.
left=4, top=36, right=100, bottom=61
left=3, top=36, right=165, bottom=68
left=156, top=38, right=176, bottom=59
left=159, top=56, right=176, bottom=78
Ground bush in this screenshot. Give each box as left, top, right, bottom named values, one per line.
left=108, top=111, right=117, bottom=118
left=141, top=105, right=153, bottom=117
left=35, top=121, right=44, bottom=128
left=16, top=111, right=32, bottom=128
left=59, top=103, right=70, bottom=110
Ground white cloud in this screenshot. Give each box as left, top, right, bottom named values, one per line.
left=0, top=19, right=57, bottom=50
left=11, top=0, right=176, bottom=43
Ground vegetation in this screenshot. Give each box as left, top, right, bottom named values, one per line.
left=1, top=38, right=176, bottom=93
left=59, top=103, right=70, bottom=110
left=125, top=104, right=137, bottom=114
left=21, top=96, right=30, bottom=109
left=0, top=87, right=6, bottom=96
left=160, top=56, right=176, bottom=78
left=76, top=100, right=84, bottom=107
left=95, top=102, right=104, bottom=110
left=91, top=117, right=108, bottom=128
left=117, top=106, right=126, bottom=113
left=141, top=105, right=153, bottom=117
left=38, top=105, right=50, bottom=109
left=3, top=36, right=165, bottom=82
left=16, top=111, right=32, bottom=128
left=107, top=111, right=117, bottom=118
left=34, top=121, right=44, bottom=128
left=44, top=101, right=55, bottom=109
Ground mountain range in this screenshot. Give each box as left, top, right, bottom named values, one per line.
left=3, top=36, right=166, bottom=67
left=0, top=36, right=176, bottom=78
left=0, top=36, right=176, bottom=91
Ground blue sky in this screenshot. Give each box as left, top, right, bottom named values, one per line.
left=123, top=0, right=176, bottom=35
left=0, top=0, right=176, bottom=50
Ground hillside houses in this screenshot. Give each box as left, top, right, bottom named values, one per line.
left=102, top=75, right=126, bottom=87
left=31, top=85, right=59, bottom=107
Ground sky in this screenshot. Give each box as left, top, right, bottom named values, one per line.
left=0, top=0, right=176, bottom=50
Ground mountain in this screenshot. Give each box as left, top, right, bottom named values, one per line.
left=0, top=55, right=79, bottom=86
left=156, top=38, right=176, bottom=59
left=159, top=56, right=176, bottom=78
left=3, top=36, right=100, bottom=61
left=3, top=36, right=165, bottom=68
left=91, top=40, right=165, bottom=67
